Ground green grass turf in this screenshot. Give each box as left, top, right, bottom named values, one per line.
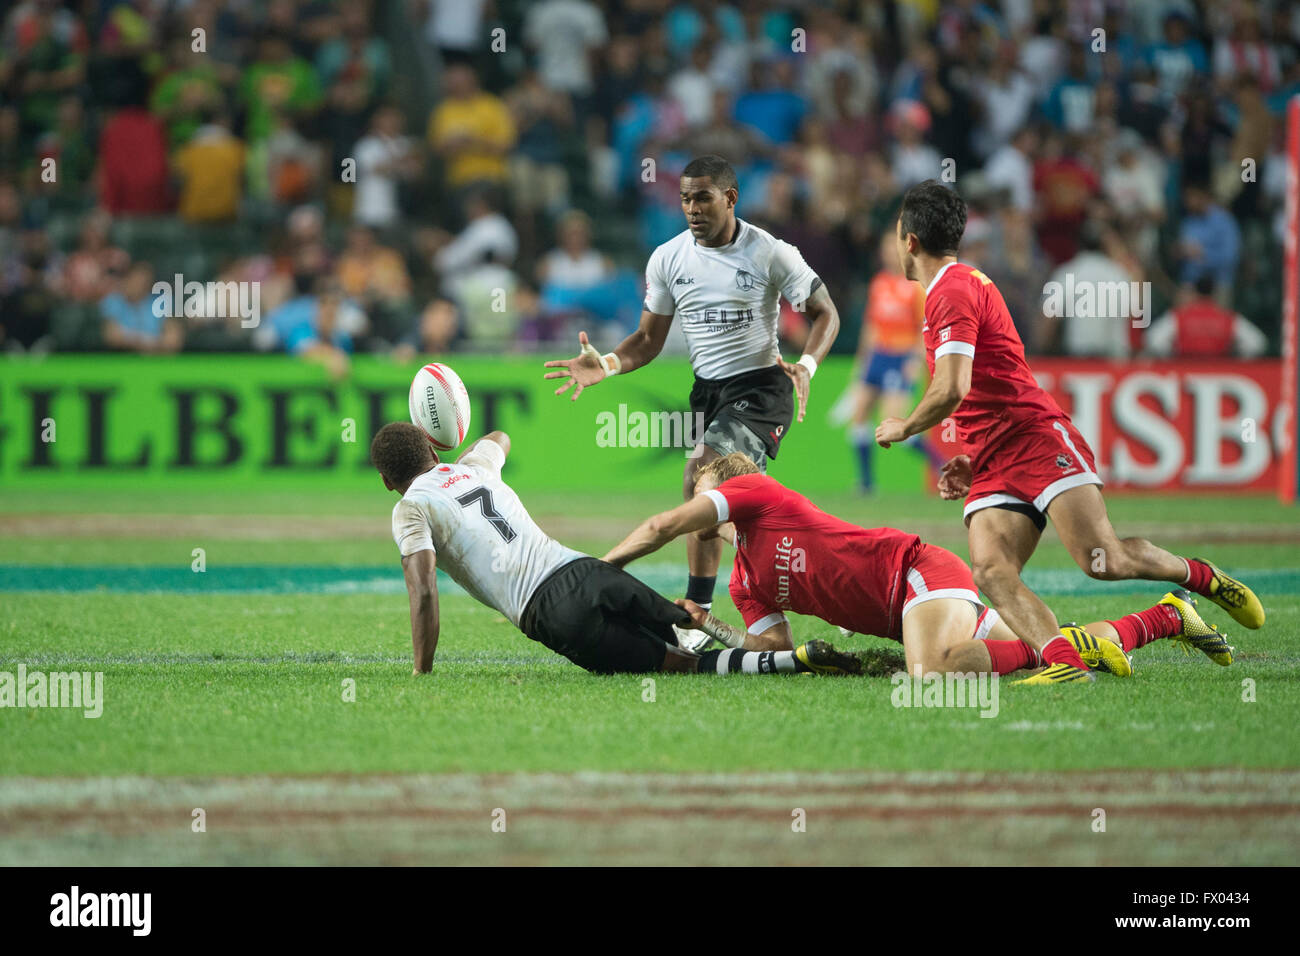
left=2, top=586, right=1298, bottom=777
left=3, top=488, right=1298, bottom=864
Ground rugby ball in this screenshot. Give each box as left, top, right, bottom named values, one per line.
left=409, top=363, right=471, bottom=451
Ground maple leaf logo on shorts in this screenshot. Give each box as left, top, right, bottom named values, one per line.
left=1056, top=453, right=1073, bottom=470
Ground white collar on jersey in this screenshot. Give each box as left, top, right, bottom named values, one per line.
left=925, top=260, right=961, bottom=296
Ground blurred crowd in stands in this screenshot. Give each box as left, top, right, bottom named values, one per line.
left=0, top=0, right=1295, bottom=368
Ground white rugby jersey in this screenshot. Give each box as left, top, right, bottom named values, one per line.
left=644, top=219, right=820, bottom=380
left=391, top=440, right=582, bottom=627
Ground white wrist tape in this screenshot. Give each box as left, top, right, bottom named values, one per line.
left=602, top=352, right=621, bottom=377
left=797, top=354, right=818, bottom=378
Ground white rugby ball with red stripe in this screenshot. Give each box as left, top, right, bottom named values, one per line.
left=409, top=363, right=471, bottom=451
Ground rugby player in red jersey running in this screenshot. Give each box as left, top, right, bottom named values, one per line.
left=603, top=453, right=1230, bottom=677
left=874, top=181, right=1261, bottom=685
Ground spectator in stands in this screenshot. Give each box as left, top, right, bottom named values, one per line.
left=1041, top=44, right=1097, bottom=133
left=33, top=95, right=94, bottom=207
left=1146, top=11, right=1209, bottom=97
left=336, top=224, right=412, bottom=323
left=239, top=33, right=322, bottom=145
left=393, top=295, right=460, bottom=362
left=983, top=123, right=1037, bottom=216
left=0, top=231, right=56, bottom=353
left=1146, top=277, right=1268, bottom=358
left=504, top=68, right=574, bottom=229
left=100, top=261, right=182, bottom=354
left=972, top=44, right=1035, bottom=159
left=97, top=102, right=172, bottom=214
left=351, top=105, right=419, bottom=230
left=54, top=210, right=129, bottom=304
left=416, top=0, right=490, bottom=67
left=822, top=67, right=879, bottom=157
left=889, top=100, right=942, bottom=190
left=537, top=211, right=609, bottom=295
left=4, top=0, right=88, bottom=143
left=448, top=249, right=519, bottom=348
left=150, top=35, right=225, bottom=148
left=1213, top=6, right=1281, bottom=92
left=1102, top=128, right=1166, bottom=264
left=1177, top=181, right=1242, bottom=296
left=262, top=110, right=323, bottom=206
left=523, top=0, right=608, bottom=104
left=668, top=44, right=718, bottom=128
left=734, top=57, right=807, bottom=146
left=173, top=110, right=245, bottom=223
left=662, top=88, right=773, bottom=166
left=423, top=189, right=518, bottom=280
left=427, top=62, right=515, bottom=195
left=1033, top=130, right=1100, bottom=265
left=261, top=277, right=364, bottom=378
left=1042, top=219, right=1137, bottom=359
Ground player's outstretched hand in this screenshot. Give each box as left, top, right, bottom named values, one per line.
left=937, top=454, right=972, bottom=499
left=543, top=330, right=606, bottom=401
left=674, top=598, right=709, bottom=629
left=779, top=359, right=811, bottom=423
left=875, top=417, right=908, bottom=448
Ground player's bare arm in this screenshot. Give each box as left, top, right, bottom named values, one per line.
left=677, top=598, right=795, bottom=652
left=456, top=430, right=511, bottom=463
left=401, top=548, right=440, bottom=674
left=876, top=353, right=971, bottom=447
left=542, top=311, right=673, bottom=400
left=603, top=495, right=720, bottom=568
left=781, top=282, right=840, bottom=424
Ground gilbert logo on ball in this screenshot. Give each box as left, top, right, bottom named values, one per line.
left=409, top=363, right=471, bottom=451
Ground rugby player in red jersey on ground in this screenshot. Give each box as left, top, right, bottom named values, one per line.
left=603, top=453, right=1231, bottom=678
left=874, top=181, right=1261, bottom=685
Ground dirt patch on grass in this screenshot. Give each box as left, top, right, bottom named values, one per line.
left=3, top=769, right=1296, bottom=865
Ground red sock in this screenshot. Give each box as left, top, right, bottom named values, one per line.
left=1041, top=635, right=1090, bottom=670
left=1183, top=558, right=1215, bottom=596
left=1107, top=604, right=1183, bottom=652
left=980, top=639, right=1040, bottom=673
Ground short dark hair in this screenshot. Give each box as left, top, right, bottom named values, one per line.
left=899, top=180, right=967, bottom=257
left=681, top=154, right=738, bottom=193
left=370, top=422, right=434, bottom=485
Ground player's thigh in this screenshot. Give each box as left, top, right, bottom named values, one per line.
left=902, top=598, right=980, bottom=673
left=967, top=507, right=1042, bottom=584
left=1044, top=483, right=1122, bottom=569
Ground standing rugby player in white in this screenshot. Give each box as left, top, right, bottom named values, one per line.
left=544, top=155, right=840, bottom=632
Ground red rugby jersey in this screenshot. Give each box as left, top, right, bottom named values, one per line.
left=924, top=262, right=1067, bottom=461
left=703, top=474, right=922, bottom=641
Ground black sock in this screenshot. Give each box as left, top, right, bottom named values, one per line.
left=685, top=574, right=716, bottom=605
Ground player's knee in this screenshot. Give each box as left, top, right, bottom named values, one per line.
left=971, top=560, right=1017, bottom=599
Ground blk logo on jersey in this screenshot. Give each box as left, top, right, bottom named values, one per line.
left=733, top=399, right=749, bottom=410
left=735, top=269, right=756, bottom=291
left=675, top=277, right=695, bottom=286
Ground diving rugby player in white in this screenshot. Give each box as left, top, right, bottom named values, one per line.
left=544, top=155, right=840, bottom=636
left=371, top=422, right=860, bottom=676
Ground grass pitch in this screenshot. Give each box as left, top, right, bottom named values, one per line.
left=2, top=488, right=1299, bottom=865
